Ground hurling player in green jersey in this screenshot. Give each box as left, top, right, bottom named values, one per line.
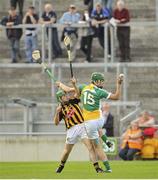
left=78, top=72, right=123, bottom=172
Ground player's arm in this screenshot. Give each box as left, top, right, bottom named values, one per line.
left=54, top=105, right=62, bottom=125
left=40, top=17, right=56, bottom=25
left=55, top=81, right=75, bottom=92
left=129, top=131, right=142, bottom=139
left=70, top=77, right=80, bottom=98
left=109, top=75, right=123, bottom=100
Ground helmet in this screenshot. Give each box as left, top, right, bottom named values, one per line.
left=91, top=72, right=104, bottom=82
left=56, top=90, right=66, bottom=102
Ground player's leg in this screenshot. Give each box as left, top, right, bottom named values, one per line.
left=56, top=126, right=78, bottom=173
left=82, top=138, right=104, bottom=173
left=91, top=139, right=112, bottom=172
left=85, top=119, right=112, bottom=172
left=56, top=143, right=74, bottom=173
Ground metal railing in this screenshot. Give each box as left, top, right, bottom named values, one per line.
left=1, top=61, right=158, bottom=135
left=1, top=62, right=158, bottom=136
left=119, top=107, right=141, bottom=135
left=1, top=21, right=158, bottom=64
left=0, top=98, right=140, bottom=136
left=0, top=100, right=65, bottom=135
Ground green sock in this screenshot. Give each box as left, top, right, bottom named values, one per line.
left=103, top=161, right=111, bottom=171
left=101, top=134, right=108, bottom=143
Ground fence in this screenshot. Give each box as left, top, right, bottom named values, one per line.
left=1, top=61, right=158, bottom=135
left=1, top=21, right=158, bottom=63
left=0, top=97, right=140, bottom=136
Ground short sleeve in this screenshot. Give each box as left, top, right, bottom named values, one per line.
left=91, top=9, right=95, bottom=18
left=99, top=88, right=111, bottom=99
left=77, top=13, right=81, bottom=20
left=50, top=11, right=57, bottom=19
left=103, top=8, right=110, bottom=18
left=78, top=84, right=86, bottom=92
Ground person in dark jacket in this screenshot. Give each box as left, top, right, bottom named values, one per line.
left=40, top=3, right=62, bottom=59
left=91, top=3, right=110, bottom=50
left=101, top=103, right=114, bottom=137
left=1, top=7, right=22, bottom=63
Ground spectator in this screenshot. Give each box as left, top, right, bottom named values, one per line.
left=60, top=4, right=81, bottom=61
left=101, top=103, right=114, bottom=137
left=141, top=129, right=158, bottom=159
left=93, top=0, right=114, bottom=16
left=23, top=6, right=38, bottom=63
left=91, top=3, right=110, bottom=51
left=10, top=0, right=24, bottom=17
left=119, top=121, right=143, bottom=160
left=80, top=10, right=94, bottom=62
left=1, top=7, right=22, bottom=63
left=154, top=130, right=158, bottom=159
left=40, top=3, right=62, bottom=59
left=137, top=111, right=155, bottom=127
left=113, top=0, right=130, bottom=62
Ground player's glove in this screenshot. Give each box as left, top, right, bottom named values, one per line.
left=106, top=140, right=113, bottom=148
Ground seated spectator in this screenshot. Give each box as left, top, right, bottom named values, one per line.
left=113, top=0, right=130, bottom=62
left=141, top=129, right=158, bottom=159
left=40, top=3, right=62, bottom=59
left=80, top=10, right=94, bottom=62
left=137, top=111, right=155, bottom=127
left=101, top=103, right=114, bottom=137
left=154, top=130, right=158, bottom=159
left=10, top=0, right=24, bottom=17
left=1, top=7, right=22, bottom=63
left=119, top=121, right=143, bottom=160
left=91, top=3, right=110, bottom=51
left=59, top=4, right=81, bottom=61
left=23, top=6, right=39, bottom=63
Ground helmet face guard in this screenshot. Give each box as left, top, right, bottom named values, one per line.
left=56, top=90, right=66, bottom=102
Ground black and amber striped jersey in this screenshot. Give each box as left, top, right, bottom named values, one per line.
left=59, top=98, right=84, bottom=129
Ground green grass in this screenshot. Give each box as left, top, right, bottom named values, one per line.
left=0, top=161, right=158, bottom=179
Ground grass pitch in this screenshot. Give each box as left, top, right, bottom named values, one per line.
left=0, top=161, right=158, bottom=179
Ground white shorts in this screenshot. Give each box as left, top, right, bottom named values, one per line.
left=84, top=118, right=104, bottom=139
left=66, top=123, right=88, bottom=144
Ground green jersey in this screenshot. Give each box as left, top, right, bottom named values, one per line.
left=79, top=83, right=111, bottom=121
